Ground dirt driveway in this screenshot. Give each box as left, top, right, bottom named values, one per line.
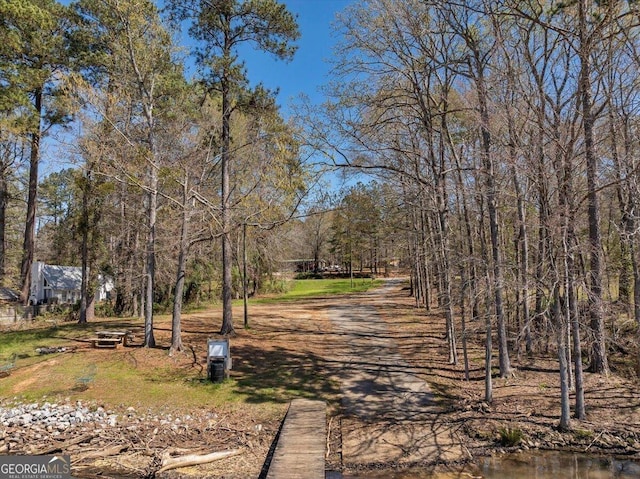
left=324, top=279, right=467, bottom=472
left=329, top=280, right=463, bottom=467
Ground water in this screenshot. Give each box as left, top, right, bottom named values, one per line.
left=342, top=451, right=640, bottom=478
left=73, top=451, right=640, bottom=478
left=480, top=451, right=640, bottom=478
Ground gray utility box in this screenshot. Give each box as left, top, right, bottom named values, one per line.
left=207, top=339, right=232, bottom=382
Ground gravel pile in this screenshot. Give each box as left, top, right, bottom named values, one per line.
left=0, top=399, right=274, bottom=478
left=0, top=401, right=117, bottom=434
left=0, top=400, right=223, bottom=456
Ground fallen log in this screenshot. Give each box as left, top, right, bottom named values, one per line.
left=72, top=444, right=128, bottom=463
left=33, top=434, right=95, bottom=455
left=157, top=449, right=242, bottom=473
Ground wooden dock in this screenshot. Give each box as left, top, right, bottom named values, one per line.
left=266, top=399, right=326, bottom=479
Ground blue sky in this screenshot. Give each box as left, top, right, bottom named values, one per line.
left=49, top=0, right=354, bottom=174
left=59, top=0, right=353, bottom=113
left=170, top=0, right=354, bottom=115
left=237, top=0, right=352, bottom=115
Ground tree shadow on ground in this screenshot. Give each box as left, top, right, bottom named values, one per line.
left=232, top=343, right=340, bottom=404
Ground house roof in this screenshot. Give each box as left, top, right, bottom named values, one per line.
left=0, top=287, right=20, bottom=302
left=42, top=265, right=82, bottom=291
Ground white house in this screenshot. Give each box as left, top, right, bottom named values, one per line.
left=29, top=261, right=114, bottom=305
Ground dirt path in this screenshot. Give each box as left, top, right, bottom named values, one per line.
left=327, top=279, right=466, bottom=470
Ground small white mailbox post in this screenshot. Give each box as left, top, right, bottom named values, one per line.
left=207, top=339, right=231, bottom=382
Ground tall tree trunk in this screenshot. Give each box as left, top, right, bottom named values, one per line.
left=451, top=145, right=475, bottom=380
left=243, top=222, right=249, bottom=328
left=507, top=108, right=531, bottom=357
left=451, top=135, right=480, bottom=329
left=220, top=49, right=235, bottom=336
left=142, top=93, right=158, bottom=346
left=433, top=104, right=457, bottom=365
left=20, top=88, right=42, bottom=305
left=437, top=202, right=457, bottom=365
left=171, top=170, right=189, bottom=354
left=554, top=284, right=571, bottom=431
left=515, top=169, right=531, bottom=356
left=79, top=172, right=91, bottom=324
left=144, top=164, right=157, bottom=347
left=79, top=168, right=101, bottom=324
left=418, top=198, right=432, bottom=311
left=0, top=155, right=8, bottom=282
left=579, top=0, right=608, bottom=375
left=484, top=299, right=493, bottom=404
left=568, top=239, right=586, bottom=419
left=560, top=144, right=586, bottom=419
left=534, top=196, right=548, bottom=349
left=533, top=93, right=549, bottom=352
left=478, top=184, right=493, bottom=403
left=475, top=55, right=511, bottom=377
left=459, top=264, right=470, bottom=380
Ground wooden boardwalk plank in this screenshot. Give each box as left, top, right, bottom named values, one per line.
left=266, top=399, right=326, bottom=479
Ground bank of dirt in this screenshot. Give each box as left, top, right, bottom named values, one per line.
left=2, top=278, right=640, bottom=477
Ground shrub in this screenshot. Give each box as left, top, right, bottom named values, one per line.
left=94, top=301, right=117, bottom=317
left=261, top=278, right=290, bottom=294
left=498, top=427, right=523, bottom=447
left=295, top=272, right=324, bottom=280
left=574, top=429, right=594, bottom=440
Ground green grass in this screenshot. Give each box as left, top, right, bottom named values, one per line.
left=574, top=428, right=594, bottom=440
left=255, top=278, right=382, bottom=303
left=0, top=337, right=261, bottom=411
left=0, top=316, right=330, bottom=413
